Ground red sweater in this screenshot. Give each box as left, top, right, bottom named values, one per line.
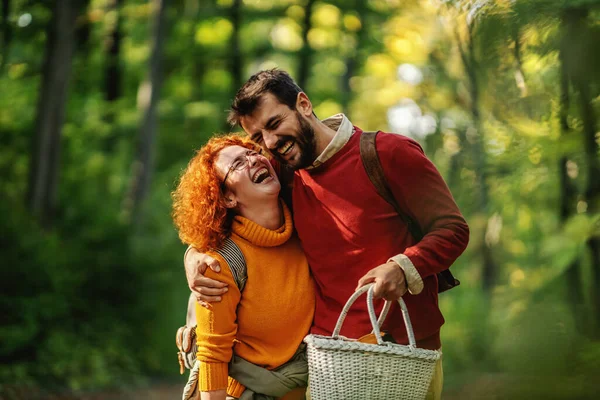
left=292, top=128, right=469, bottom=350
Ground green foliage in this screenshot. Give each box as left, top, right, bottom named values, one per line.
left=1, top=0, right=600, bottom=397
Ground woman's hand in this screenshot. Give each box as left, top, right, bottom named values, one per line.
left=185, top=247, right=229, bottom=306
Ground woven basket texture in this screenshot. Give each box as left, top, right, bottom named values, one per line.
left=304, top=284, right=440, bottom=400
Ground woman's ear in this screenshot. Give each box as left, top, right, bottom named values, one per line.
left=223, top=190, right=237, bottom=209
left=295, top=92, right=313, bottom=117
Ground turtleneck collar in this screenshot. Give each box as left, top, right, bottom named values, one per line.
left=231, top=201, right=293, bottom=247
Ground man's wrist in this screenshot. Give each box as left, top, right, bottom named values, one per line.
left=388, top=254, right=424, bottom=295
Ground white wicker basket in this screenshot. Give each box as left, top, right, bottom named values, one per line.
left=304, top=284, right=441, bottom=400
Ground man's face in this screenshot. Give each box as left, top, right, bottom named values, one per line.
left=240, top=93, right=317, bottom=170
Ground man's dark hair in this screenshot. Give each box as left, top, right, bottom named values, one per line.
left=228, top=69, right=304, bottom=127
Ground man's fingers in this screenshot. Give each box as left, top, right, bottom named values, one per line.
left=371, top=279, right=386, bottom=299
left=382, top=280, right=407, bottom=301
left=196, top=276, right=228, bottom=289
left=192, top=288, right=224, bottom=303
left=192, top=290, right=212, bottom=310
left=196, top=285, right=228, bottom=296
left=196, top=299, right=212, bottom=310
left=356, top=269, right=377, bottom=291
left=193, top=292, right=218, bottom=308
left=356, top=275, right=375, bottom=291
left=207, top=258, right=221, bottom=273
left=199, top=294, right=223, bottom=302
left=382, top=286, right=403, bottom=301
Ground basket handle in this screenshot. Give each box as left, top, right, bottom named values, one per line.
left=332, top=284, right=390, bottom=339
left=332, top=283, right=417, bottom=348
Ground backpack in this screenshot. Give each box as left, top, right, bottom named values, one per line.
left=359, top=131, right=460, bottom=293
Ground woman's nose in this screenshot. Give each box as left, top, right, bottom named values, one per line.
left=247, top=152, right=259, bottom=167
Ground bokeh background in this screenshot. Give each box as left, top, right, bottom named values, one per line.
left=1, top=0, right=600, bottom=398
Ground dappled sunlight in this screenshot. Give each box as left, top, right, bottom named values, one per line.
left=8, top=63, right=27, bottom=79
left=195, top=18, right=233, bottom=46
left=2, top=0, right=600, bottom=398
left=270, top=19, right=303, bottom=51
left=509, top=268, right=526, bottom=288
left=241, top=20, right=274, bottom=51
left=343, top=13, right=362, bottom=32
left=387, top=99, right=438, bottom=139
left=184, top=101, right=220, bottom=120
left=122, top=38, right=149, bottom=65
left=313, top=3, right=341, bottom=28
left=313, top=99, right=343, bottom=118
left=397, top=63, right=424, bottom=85
left=307, top=27, right=340, bottom=50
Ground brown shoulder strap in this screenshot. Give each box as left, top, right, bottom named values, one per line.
left=359, top=131, right=423, bottom=240
left=359, top=130, right=459, bottom=292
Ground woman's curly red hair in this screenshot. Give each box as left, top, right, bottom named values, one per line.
left=172, top=134, right=259, bottom=251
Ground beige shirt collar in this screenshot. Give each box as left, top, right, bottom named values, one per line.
left=309, top=114, right=355, bottom=169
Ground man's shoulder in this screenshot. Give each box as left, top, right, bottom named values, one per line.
left=374, top=131, right=423, bottom=152
left=365, top=130, right=425, bottom=166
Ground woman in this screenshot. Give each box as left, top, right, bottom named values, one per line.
left=172, top=134, right=315, bottom=400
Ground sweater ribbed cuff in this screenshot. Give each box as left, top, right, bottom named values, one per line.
left=199, top=362, right=228, bottom=391
left=389, top=254, right=424, bottom=295
left=227, top=377, right=246, bottom=398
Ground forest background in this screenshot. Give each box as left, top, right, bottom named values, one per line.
left=1, top=0, right=600, bottom=398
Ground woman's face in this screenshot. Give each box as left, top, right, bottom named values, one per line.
left=215, top=145, right=281, bottom=209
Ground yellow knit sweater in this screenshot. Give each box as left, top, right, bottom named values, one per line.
left=195, top=202, right=315, bottom=397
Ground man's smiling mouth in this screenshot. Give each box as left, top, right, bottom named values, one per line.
left=277, top=140, right=294, bottom=156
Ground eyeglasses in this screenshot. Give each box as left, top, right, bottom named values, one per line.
left=221, top=150, right=261, bottom=188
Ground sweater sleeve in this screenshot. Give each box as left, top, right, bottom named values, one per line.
left=376, top=133, right=470, bottom=286
left=195, top=252, right=242, bottom=392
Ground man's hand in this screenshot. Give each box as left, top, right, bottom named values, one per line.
left=184, top=247, right=228, bottom=306
left=356, top=261, right=407, bottom=301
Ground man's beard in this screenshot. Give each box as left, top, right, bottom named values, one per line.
left=271, top=112, right=317, bottom=171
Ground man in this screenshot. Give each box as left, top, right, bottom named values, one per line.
left=184, top=69, right=469, bottom=398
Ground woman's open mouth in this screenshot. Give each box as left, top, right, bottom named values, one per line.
left=252, top=166, right=272, bottom=183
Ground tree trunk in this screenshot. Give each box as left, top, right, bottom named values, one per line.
left=104, top=0, right=122, bottom=103
left=102, top=0, right=123, bottom=152
left=575, top=64, right=600, bottom=336
left=224, top=0, right=242, bottom=131
left=558, top=14, right=584, bottom=328
left=27, top=0, right=79, bottom=227
left=124, top=0, right=166, bottom=223
left=447, top=127, right=467, bottom=192
left=75, top=8, right=91, bottom=55
left=229, top=0, right=242, bottom=92
left=458, top=22, right=497, bottom=293
left=190, top=3, right=204, bottom=101
left=512, top=26, right=527, bottom=98
left=562, top=7, right=600, bottom=336
left=297, top=0, right=316, bottom=90
left=341, top=4, right=368, bottom=115
left=1, top=0, right=11, bottom=71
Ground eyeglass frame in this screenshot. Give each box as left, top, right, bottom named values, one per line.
left=221, top=149, right=261, bottom=190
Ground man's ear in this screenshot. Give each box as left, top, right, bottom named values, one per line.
left=295, top=92, right=313, bottom=117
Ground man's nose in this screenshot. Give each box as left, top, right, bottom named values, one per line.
left=262, top=131, right=278, bottom=150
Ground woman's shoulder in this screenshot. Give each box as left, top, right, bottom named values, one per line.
left=208, top=237, right=248, bottom=292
